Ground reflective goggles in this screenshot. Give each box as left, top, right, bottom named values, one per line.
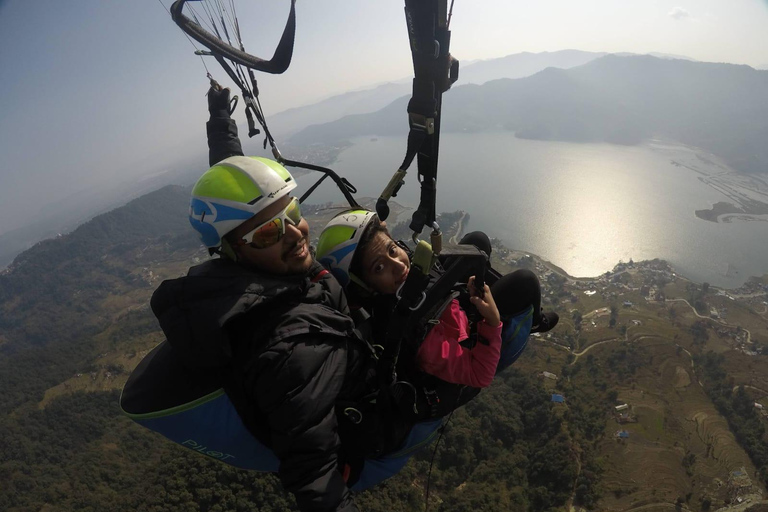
left=237, top=197, right=302, bottom=249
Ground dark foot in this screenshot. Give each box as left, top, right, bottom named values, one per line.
left=531, top=311, right=559, bottom=333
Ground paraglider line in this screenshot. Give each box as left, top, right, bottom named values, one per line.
left=424, top=409, right=454, bottom=512
left=156, top=0, right=213, bottom=78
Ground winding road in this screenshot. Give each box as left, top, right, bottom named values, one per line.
left=448, top=211, right=468, bottom=244
left=568, top=333, right=671, bottom=364
left=666, top=298, right=752, bottom=345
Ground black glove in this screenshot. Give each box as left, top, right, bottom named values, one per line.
left=208, top=86, right=233, bottom=119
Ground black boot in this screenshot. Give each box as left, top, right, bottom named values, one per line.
left=531, top=311, right=559, bottom=333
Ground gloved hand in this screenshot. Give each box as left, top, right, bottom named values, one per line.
left=208, top=85, right=233, bottom=119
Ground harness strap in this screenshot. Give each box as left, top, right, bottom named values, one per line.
left=310, top=269, right=330, bottom=283
left=286, top=159, right=361, bottom=209
left=376, top=0, right=458, bottom=227
left=377, top=241, right=434, bottom=387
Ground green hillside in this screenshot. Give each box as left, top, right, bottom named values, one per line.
left=1, top=186, right=767, bottom=511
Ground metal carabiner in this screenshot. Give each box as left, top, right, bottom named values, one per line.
left=343, top=407, right=363, bottom=425
left=394, top=283, right=426, bottom=311
left=228, top=95, right=239, bottom=116
left=409, top=291, right=427, bottom=311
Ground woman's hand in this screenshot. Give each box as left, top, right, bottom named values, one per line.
left=468, top=276, right=500, bottom=328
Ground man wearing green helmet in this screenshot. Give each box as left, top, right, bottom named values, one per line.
left=147, top=87, right=404, bottom=512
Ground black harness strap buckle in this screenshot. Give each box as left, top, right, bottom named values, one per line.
left=408, top=113, right=435, bottom=135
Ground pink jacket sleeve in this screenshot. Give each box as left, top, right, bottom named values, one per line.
left=415, top=299, right=502, bottom=388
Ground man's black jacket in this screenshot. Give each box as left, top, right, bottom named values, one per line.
left=151, top=258, right=375, bottom=512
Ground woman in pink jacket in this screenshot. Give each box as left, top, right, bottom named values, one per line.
left=316, top=209, right=558, bottom=389
left=416, top=283, right=501, bottom=387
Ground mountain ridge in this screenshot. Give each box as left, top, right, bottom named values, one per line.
left=288, top=54, right=768, bottom=174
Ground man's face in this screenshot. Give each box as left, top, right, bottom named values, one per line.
left=230, top=196, right=313, bottom=275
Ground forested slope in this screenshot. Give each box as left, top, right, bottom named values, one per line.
left=0, top=185, right=604, bottom=511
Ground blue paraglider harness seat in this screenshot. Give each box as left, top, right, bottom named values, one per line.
left=120, top=240, right=533, bottom=488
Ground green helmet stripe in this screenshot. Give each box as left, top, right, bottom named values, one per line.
left=192, top=165, right=264, bottom=204
left=252, top=157, right=293, bottom=182
left=315, top=225, right=357, bottom=258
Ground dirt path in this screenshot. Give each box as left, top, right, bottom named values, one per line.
left=666, top=298, right=752, bottom=344
left=621, top=503, right=683, bottom=512
left=677, top=344, right=705, bottom=388
left=568, top=334, right=664, bottom=364
left=570, top=337, right=621, bottom=361
left=732, top=384, right=768, bottom=398
left=566, top=452, right=583, bottom=511
left=448, top=211, right=468, bottom=244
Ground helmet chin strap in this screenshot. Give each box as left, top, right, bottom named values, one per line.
left=349, top=272, right=374, bottom=296
left=219, top=238, right=240, bottom=263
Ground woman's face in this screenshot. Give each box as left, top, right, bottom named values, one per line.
left=360, top=231, right=411, bottom=295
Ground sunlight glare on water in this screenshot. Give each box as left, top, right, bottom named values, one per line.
left=315, top=133, right=768, bottom=288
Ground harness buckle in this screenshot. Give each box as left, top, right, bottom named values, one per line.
left=408, top=113, right=435, bottom=135
left=343, top=407, right=363, bottom=425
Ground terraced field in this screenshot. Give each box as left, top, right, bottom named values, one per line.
left=518, top=259, right=768, bottom=512
left=595, top=340, right=759, bottom=510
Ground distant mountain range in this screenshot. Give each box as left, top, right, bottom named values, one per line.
left=270, top=50, right=701, bottom=139
left=288, top=55, right=768, bottom=175
left=269, top=49, right=619, bottom=138
left=456, top=49, right=608, bottom=86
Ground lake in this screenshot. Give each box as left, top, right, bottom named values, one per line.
left=298, top=132, right=768, bottom=289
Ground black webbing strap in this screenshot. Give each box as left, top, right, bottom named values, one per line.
left=376, top=0, right=458, bottom=231
left=376, top=242, right=433, bottom=403
left=283, top=159, right=361, bottom=209
left=372, top=242, right=431, bottom=445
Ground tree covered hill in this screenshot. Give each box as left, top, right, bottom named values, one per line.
left=0, top=184, right=198, bottom=415
left=0, top=184, right=596, bottom=511
left=289, top=55, right=768, bottom=174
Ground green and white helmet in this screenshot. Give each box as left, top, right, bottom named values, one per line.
left=316, top=209, right=378, bottom=288
left=189, top=156, right=296, bottom=249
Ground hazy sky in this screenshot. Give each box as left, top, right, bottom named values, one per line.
left=1, top=0, right=768, bottom=236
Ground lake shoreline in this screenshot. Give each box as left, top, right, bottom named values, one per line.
left=324, top=133, right=768, bottom=290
